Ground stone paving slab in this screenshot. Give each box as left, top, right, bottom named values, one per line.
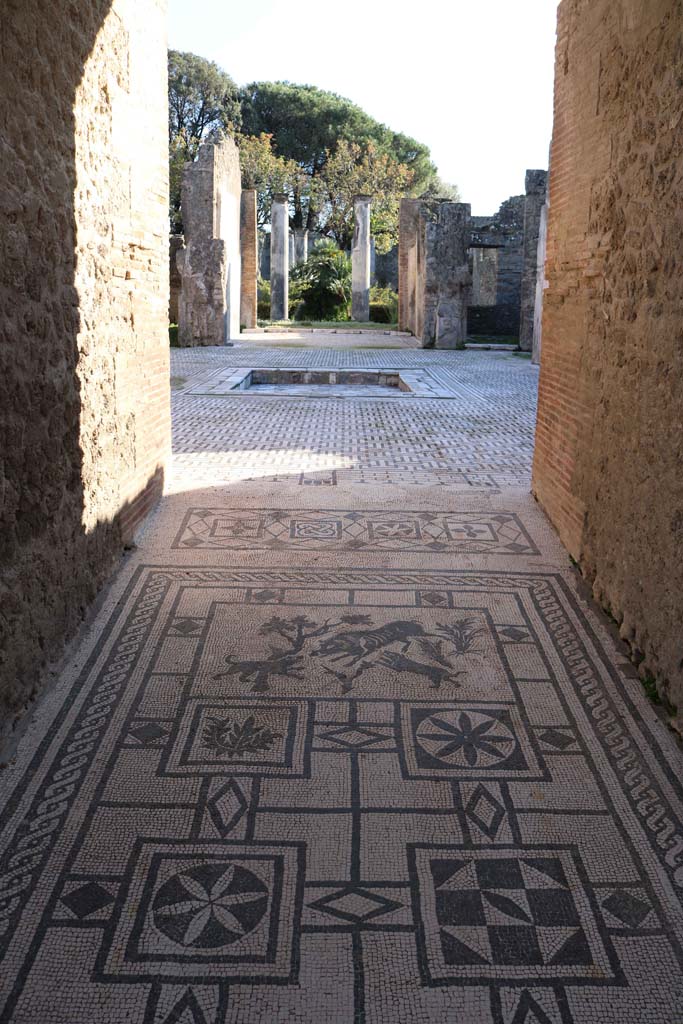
left=1, top=348, right=681, bottom=1023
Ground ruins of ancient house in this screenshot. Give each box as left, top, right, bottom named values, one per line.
left=1, top=0, right=681, bottom=730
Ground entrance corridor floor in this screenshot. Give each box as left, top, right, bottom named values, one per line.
left=1, top=346, right=682, bottom=1023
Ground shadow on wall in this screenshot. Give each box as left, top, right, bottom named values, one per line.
left=0, top=1, right=168, bottom=721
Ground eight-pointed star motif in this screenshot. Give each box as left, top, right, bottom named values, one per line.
left=416, top=710, right=517, bottom=768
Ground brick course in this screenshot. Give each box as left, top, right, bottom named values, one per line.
left=533, top=0, right=683, bottom=710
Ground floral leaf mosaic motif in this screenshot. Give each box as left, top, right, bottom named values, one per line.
left=201, top=716, right=282, bottom=758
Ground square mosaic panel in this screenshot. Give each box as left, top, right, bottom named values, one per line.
left=161, top=700, right=311, bottom=778
left=398, top=703, right=545, bottom=781
left=98, top=840, right=304, bottom=983
left=409, top=845, right=617, bottom=985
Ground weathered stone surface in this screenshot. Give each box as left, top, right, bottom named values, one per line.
left=169, top=233, right=183, bottom=323
left=240, top=189, right=258, bottom=330
left=270, top=195, right=289, bottom=321
left=533, top=0, right=683, bottom=712
left=0, top=0, right=170, bottom=716
left=352, top=195, right=372, bottom=322
left=519, top=169, right=548, bottom=351
left=399, top=200, right=471, bottom=348
left=470, top=248, right=498, bottom=306
left=374, top=243, right=399, bottom=289
left=531, top=197, right=548, bottom=365
left=468, top=196, right=525, bottom=337
left=292, top=229, right=309, bottom=267
left=177, top=138, right=242, bottom=345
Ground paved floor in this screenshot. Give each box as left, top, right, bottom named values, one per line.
left=1, top=345, right=682, bottom=1023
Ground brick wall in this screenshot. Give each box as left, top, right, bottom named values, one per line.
left=533, top=0, right=683, bottom=709
left=240, top=190, right=258, bottom=329
left=0, top=0, right=170, bottom=715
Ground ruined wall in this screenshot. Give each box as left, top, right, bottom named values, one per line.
left=399, top=199, right=471, bottom=348
left=533, top=0, right=683, bottom=709
left=471, top=248, right=498, bottom=306
left=374, top=245, right=399, bottom=290
left=177, top=139, right=242, bottom=345
left=0, top=0, right=170, bottom=715
left=519, top=170, right=548, bottom=351
left=468, top=197, right=525, bottom=337
left=169, top=233, right=183, bottom=323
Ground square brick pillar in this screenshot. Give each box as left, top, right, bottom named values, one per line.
left=240, top=189, right=257, bottom=330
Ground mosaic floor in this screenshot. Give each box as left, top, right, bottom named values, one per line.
left=1, top=346, right=682, bottom=1023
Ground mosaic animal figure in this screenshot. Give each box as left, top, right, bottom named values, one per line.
left=214, top=650, right=304, bottom=692
left=377, top=650, right=463, bottom=689
left=313, top=620, right=428, bottom=666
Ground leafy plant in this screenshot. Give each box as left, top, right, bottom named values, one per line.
left=202, top=715, right=282, bottom=758
left=290, top=241, right=352, bottom=321
left=435, top=619, right=487, bottom=656
left=369, top=286, right=399, bottom=324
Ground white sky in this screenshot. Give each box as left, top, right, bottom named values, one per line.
left=168, top=0, right=559, bottom=215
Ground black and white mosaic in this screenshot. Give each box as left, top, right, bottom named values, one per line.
left=1, top=565, right=683, bottom=1022
left=174, top=509, right=539, bottom=555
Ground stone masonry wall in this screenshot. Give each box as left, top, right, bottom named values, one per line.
left=468, top=196, right=525, bottom=337
left=0, top=0, right=170, bottom=716
left=177, top=139, right=242, bottom=345
left=533, top=0, right=683, bottom=711
left=519, top=170, right=548, bottom=351
left=169, top=233, right=184, bottom=323
left=399, top=199, right=471, bottom=348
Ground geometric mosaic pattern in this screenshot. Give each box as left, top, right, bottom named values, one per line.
left=1, top=565, right=682, bottom=1022
left=410, top=846, right=617, bottom=984
left=170, top=348, right=537, bottom=491
left=173, top=509, right=539, bottom=555
left=1, top=349, right=682, bottom=1022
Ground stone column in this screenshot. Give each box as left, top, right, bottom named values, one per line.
left=240, top=189, right=258, bottom=330
left=352, top=195, right=372, bottom=322
left=532, top=197, right=549, bottom=365
left=270, top=194, right=289, bottom=321
left=519, top=169, right=548, bottom=350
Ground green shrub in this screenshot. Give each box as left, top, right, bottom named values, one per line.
left=370, top=286, right=398, bottom=323
left=369, top=303, right=392, bottom=324
left=169, top=324, right=178, bottom=347
left=290, top=240, right=351, bottom=321
left=288, top=277, right=307, bottom=319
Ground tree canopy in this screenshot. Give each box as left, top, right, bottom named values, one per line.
left=168, top=50, right=241, bottom=157
left=168, top=53, right=459, bottom=244
left=168, top=51, right=241, bottom=230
